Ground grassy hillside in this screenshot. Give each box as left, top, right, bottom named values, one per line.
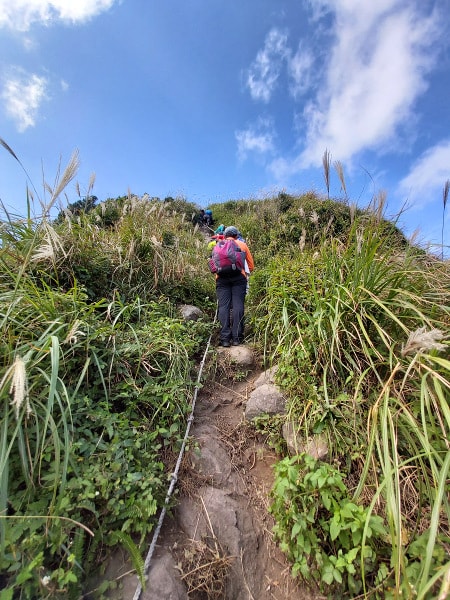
left=1, top=150, right=449, bottom=598
left=242, top=193, right=450, bottom=598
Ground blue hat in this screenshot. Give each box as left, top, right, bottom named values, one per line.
left=224, top=226, right=239, bottom=237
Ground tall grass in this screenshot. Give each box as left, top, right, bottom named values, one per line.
left=442, top=180, right=449, bottom=260
left=0, top=141, right=214, bottom=597
left=251, top=207, right=450, bottom=596
left=0, top=206, right=212, bottom=595
left=323, top=148, right=331, bottom=200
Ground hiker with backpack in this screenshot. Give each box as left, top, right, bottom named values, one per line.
left=208, top=226, right=254, bottom=347
left=203, top=209, right=213, bottom=227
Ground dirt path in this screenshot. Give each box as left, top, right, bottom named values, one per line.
left=97, top=363, right=320, bottom=600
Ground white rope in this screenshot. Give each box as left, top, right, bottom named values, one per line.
left=133, top=308, right=217, bottom=600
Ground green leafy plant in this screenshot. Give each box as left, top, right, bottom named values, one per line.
left=251, top=414, right=287, bottom=454
left=270, top=453, right=387, bottom=596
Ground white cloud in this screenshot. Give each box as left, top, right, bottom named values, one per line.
left=298, top=1, right=441, bottom=168
left=246, top=28, right=289, bottom=103
left=246, top=27, right=317, bottom=103
left=235, top=118, right=275, bottom=161
left=251, top=0, right=444, bottom=186
left=288, top=43, right=314, bottom=98
left=268, top=155, right=301, bottom=181
left=1, top=69, right=48, bottom=131
left=397, top=141, right=450, bottom=210
left=0, top=0, right=118, bottom=31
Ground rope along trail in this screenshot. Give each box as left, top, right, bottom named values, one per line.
left=133, top=308, right=217, bottom=600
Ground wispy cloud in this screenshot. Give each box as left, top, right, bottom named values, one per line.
left=397, top=141, right=450, bottom=210
left=288, top=43, right=315, bottom=98
left=299, top=1, right=442, bottom=168
left=245, top=1, right=445, bottom=186
left=1, top=68, right=48, bottom=131
left=246, top=28, right=289, bottom=103
left=0, top=0, right=118, bottom=31
left=235, top=118, right=275, bottom=161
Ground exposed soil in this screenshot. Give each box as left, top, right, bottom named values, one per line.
left=90, top=359, right=321, bottom=600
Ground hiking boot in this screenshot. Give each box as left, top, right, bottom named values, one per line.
left=220, top=340, right=231, bottom=347
left=232, top=339, right=240, bottom=346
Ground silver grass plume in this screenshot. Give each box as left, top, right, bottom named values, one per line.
left=64, top=320, right=86, bottom=345
left=299, top=229, right=306, bottom=251
left=324, top=215, right=334, bottom=236
left=356, top=228, right=364, bottom=254
left=401, top=327, right=446, bottom=356
left=442, top=180, right=449, bottom=260
left=310, top=210, right=319, bottom=225
left=9, top=356, right=31, bottom=419
left=31, top=222, right=66, bottom=262
left=334, top=160, right=347, bottom=201
left=87, top=172, right=96, bottom=193
left=368, top=191, right=386, bottom=223
left=322, top=149, right=331, bottom=200
left=409, top=228, right=420, bottom=247
left=44, top=150, right=80, bottom=215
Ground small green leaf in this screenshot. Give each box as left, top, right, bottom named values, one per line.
left=330, top=519, right=341, bottom=541
left=322, top=564, right=334, bottom=585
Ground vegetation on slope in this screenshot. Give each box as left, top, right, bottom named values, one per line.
left=0, top=150, right=216, bottom=598
left=245, top=194, right=450, bottom=598
left=1, top=141, right=449, bottom=599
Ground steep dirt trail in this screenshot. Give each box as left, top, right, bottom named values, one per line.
left=100, top=362, right=320, bottom=600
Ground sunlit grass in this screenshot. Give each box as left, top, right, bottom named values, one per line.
left=251, top=210, right=450, bottom=596
left=0, top=139, right=214, bottom=596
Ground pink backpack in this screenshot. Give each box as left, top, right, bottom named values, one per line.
left=209, top=239, right=245, bottom=275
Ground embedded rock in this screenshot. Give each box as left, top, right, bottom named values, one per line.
left=178, top=304, right=203, bottom=321
left=143, top=551, right=187, bottom=600
left=176, top=486, right=263, bottom=599
left=190, top=431, right=234, bottom=488
left=244, top=383, right=286, bottom=420
left=253, top=365, right=278, bottom=388
left=282, top=421, right=329, bottom=459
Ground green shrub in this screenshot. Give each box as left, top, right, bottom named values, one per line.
left=270, top=454, right=388, bottom=596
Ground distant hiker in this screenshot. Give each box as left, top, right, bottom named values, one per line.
left=194, top=209, right=205, bottom=226
left=211, top=225, right=254, bottom=347
left=214, top=224, right=225, bottom=235
left=204, top=209, right=213, bottom=227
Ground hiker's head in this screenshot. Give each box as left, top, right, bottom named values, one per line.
left=224, top=226, right=239, bottom=238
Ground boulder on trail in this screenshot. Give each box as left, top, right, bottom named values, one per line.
left=244, top=383, right=287, bottom=420
left=217, top=344, right=255, bottom=367
left=253, top=365, right=278, bottom=388
left=178, top=304, right=204, bottom=321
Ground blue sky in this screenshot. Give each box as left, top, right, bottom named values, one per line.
left=1, top=0, right=450, bottom=255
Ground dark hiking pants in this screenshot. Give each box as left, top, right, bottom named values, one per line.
left=216, top=273, right=247, bottom=343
